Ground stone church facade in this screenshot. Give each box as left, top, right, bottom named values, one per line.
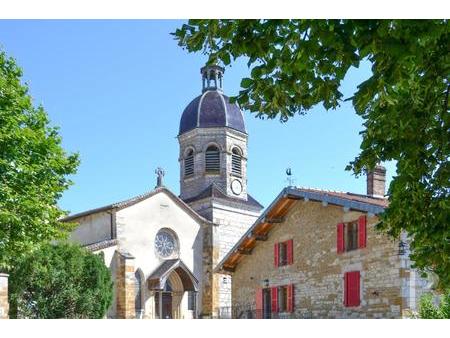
left=62, top=65, right=263, bottom=318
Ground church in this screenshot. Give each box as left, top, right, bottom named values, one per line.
left=63, top=65, right=263, bottom=319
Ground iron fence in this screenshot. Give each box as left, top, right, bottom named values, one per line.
left=215, top=306, right=309, bottom=319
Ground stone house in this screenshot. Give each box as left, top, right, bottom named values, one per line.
left=215, top=166, right=430, bottom=318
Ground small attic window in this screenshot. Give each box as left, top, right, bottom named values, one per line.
left=205, top=145, right=220, bottom=173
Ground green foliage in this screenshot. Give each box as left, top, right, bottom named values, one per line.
left=8, top=242, right=113, bottom=318
left=173, top=20, right=450, bottom=288
left=418, top=290, right=450, bottom=319
left=0, top=50, right=79, bottom=270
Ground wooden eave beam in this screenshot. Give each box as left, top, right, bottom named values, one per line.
left=222, top=265, right=235, bottom=273
left=254, top=233, right=268, bottom=241
left=238, top=248, right=252, bottom=255
left=263, top=216, right=285, bottom=224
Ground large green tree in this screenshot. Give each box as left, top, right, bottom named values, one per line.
left=0, top=50, right=79, bottom=270
left=8, top=243, right=113, bottom=318
left=174, top=20, right=450, bottom=288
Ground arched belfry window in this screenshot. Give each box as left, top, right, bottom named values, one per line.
left=184, top=149, right=194, bottom=177
left=205, top=145, right=220, bottom=173
left=232, top=147, right=242, bottom=176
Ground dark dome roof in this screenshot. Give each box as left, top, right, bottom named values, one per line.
left=179, top=90, right=247, bottom=135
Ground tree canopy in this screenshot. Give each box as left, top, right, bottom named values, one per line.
left=8, top=242, right=113, bottom=319
left=0, top=50, right=79, bottom=270
left=173, top=20, right=450, bottom=288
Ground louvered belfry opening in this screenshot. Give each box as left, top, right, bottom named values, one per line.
left=205, top=145, right=220, bottom=173
left=231, top=148, right=242, bottom=176
left=184, top=149, right=194, bottom=177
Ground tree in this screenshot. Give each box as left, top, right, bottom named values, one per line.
left=417, top=290, right=450, bottom=319
left=0, top=50, right=79, bottom=270
left=8, top=242, right=113, bottom=318
left=173, top=20, right=450, bottom=289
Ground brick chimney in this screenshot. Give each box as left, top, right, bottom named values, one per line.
left=367, top=164, right=386, bottom=198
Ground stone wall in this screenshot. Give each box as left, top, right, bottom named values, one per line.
left=232, top=201, right=406, bottom=318
left=115, top=251, right=136, bottom=319
left=0, top=273, right=8, bottom=319
left=191, top=197, right=261, bottom=317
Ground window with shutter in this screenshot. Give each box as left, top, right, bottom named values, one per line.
left=275, top=240, right=293, bottom=267
left=337, top=223, right=345, bottom=253
left=231, top=147, right=242, bottom=176
left=346, top=221, right=358, bottom=251
left=344, top=271, right=361, bottom=307
left=358, top=215, right=367, bottom=248
left=274, top=243, right=279, bottom=267
left=184, top=149, right=194, bottom=177
left=271, top=287, right=278, bottom=313
left=256, top=288, right=263, bottom=319
left=278, top=286, right=289, bottom=312
left=205, top=145, right=220, bottom=173
left=287, top=284, right=294, bottom=313
left=279, top=242, right=287, bottom=266
left=338, top=216, right=368, bottom=253
left=287, top=239, right=293, bottom=265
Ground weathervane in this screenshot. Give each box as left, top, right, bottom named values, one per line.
left=155, top=167, right=165, bottom=188
left=286, top=167, right=295, bottom=187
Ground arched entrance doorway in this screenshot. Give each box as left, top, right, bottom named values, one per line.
left=155, top=278, right=173, bottom=319
left=148, top=259, right=199, bottom=319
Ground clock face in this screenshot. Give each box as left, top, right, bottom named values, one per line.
left=155, top=230, right=177, bottom=258
left=231, top=179, right=242, bottom=195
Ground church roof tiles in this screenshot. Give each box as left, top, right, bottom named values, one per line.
left=182, top=183, right=264, bottom=210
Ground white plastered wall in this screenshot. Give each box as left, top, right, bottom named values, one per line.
left=115, top=191, right=203, bottom=318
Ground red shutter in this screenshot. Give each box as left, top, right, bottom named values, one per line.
left=344, top=272, right=348, bottom=306
left=287, top=284, right=294, bottom=312
left=358, top=215, right=367, bottom=248
left=287, top=239, right=294, bottom=265
left=344, top=271, right=361, bottom=307
left=274, top=243, right=279, bottom=267
left=337, top=223, right=345, bottom=253
left=271, top=287, right=278, bottom=313
left=255, top=288, right=263, bottom=319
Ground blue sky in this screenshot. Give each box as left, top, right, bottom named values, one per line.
left=0, top=20, right=395, bottom=214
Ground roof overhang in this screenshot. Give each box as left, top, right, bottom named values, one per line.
left=215, top=187, right=387, bottom=274
left=61, top=186, right=212, bottom=226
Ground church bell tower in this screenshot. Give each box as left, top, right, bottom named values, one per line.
left=177, top=65, right=263, bottom=317
left=178, top=65, right=249, bottom=204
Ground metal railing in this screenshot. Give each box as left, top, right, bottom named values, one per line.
left=215, top=306, right=307, bottom=319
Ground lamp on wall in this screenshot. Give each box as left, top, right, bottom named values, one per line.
left=263, top=279, right=270, bottom=288
left=398, top=240, right=406, bottom=256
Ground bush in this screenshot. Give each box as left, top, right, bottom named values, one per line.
left=8, top=243, right=113, bottom=318
left=418, top=290, right=450, bottom=319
